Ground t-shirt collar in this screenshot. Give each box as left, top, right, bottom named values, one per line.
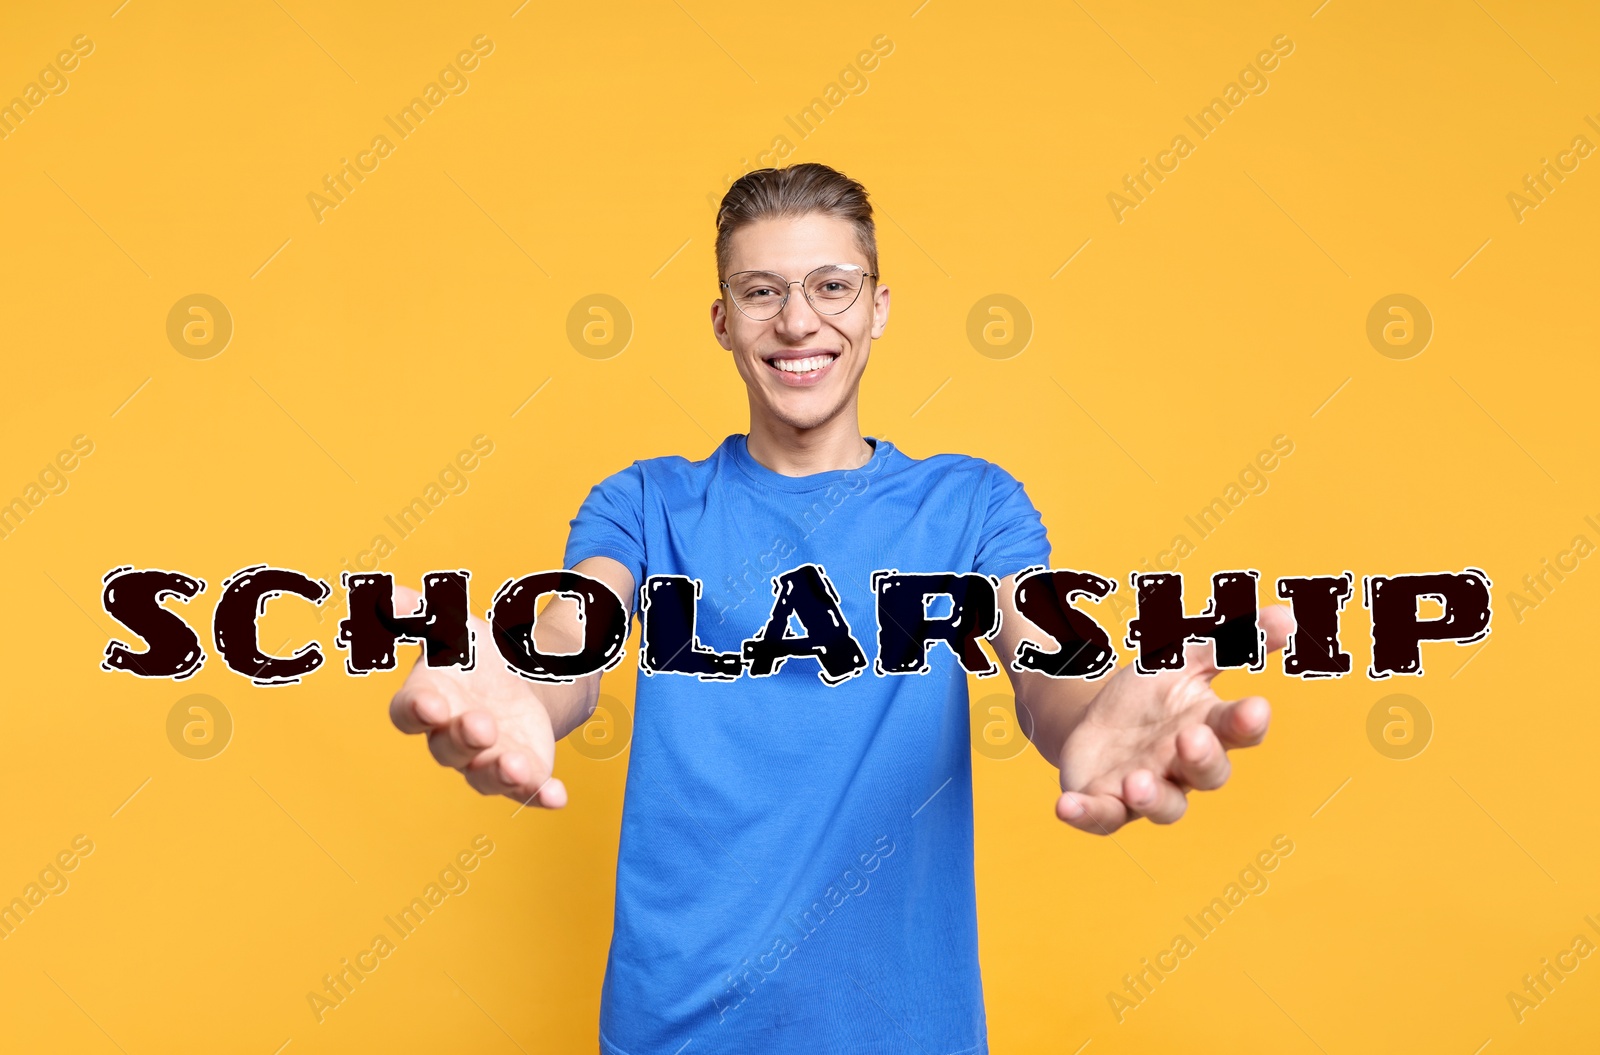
left=725, top=433, right=897, bottom=493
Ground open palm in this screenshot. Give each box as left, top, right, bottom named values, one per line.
left=1054, top=605, right=1294, bottom=833
left=386, top=587, right=568, bottom=808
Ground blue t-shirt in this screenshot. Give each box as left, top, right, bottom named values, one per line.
left=562, top=433, right=1051, bottom=1055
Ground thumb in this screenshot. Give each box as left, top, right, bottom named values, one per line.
left=1259, top=603, right=1295, bottom=655
left=1181, top=603, right=1297, bottom=678
left=503, top=750, right=568, bottom=810
left=375, top=583, right=434, bottom=641
left=533, top=777, right=568, bottom=809
left=393, top=583, right=424, bottom=615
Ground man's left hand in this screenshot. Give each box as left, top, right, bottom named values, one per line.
left=1051, top=605, right=1295, bottom=834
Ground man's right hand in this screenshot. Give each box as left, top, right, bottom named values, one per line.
left=387, top=583, right=568, bottom=808
left=384, top=556, right=636, bottom=809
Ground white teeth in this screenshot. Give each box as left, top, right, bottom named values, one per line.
left=772, top=355, right=835, bottom=374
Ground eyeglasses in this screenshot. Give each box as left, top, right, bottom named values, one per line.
left=719, top=263, right=878, bottom=321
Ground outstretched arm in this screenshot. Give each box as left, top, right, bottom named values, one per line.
left=990, top=572, right=1294, bottom=834
left=386, top=555, right=635, bottom=809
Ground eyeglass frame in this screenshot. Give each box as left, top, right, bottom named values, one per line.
left=718, top=263, right=880, bottom=321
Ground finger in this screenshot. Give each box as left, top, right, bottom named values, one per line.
left=1259, top=603, right=1295, bottom=655
left=427, top=709, right=499, bottom=769
left=1123, top=769, right=1188, bottom=824
left=1172, top=724, right=1231, bottom=791
left=458, top=745, right=567, bottom=808
left=393, top=584, right=423, bottom=614
left=542, top=778, right=569, bottom=808
left=459, top=747, right=515, bottom=796
left=1055, top=791, right=1132, bottom=835
left=365, top=582, right=429, bottom=645
left=520, top=774, right=568, bottom=810
left=381, top=583, right=430, bottom=638
left=1178, top=637, right=1223, bottom=681
left=1206, top=695, right=1271, bottom=750
left=389, top=683, right=454, bottom=735
left=459, top=745, right=521, bottom=796
left=497, top=749, right=567, bottom=809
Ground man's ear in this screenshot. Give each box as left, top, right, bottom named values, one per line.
left=711, top=298, right=734, bottom=351
left=870, top=282, right=891, bottom=340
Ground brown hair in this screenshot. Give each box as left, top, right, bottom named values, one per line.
left=714, top=162, right=878, bottom=279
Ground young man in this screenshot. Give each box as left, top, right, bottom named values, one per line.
left=387, top=163, right=1293, bottom=1053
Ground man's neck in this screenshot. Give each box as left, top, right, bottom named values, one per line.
left=745, top=409, right=873, bottom=477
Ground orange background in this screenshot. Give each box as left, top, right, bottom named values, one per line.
left=2, top=0, right=1597, bottom=1051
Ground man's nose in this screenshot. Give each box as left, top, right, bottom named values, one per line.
left=774, top=284, right=821, bottom=335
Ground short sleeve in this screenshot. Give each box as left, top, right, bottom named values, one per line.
left=973, top=461, right=1051, bottom=580
left=562, top=462, right=647, bottom=596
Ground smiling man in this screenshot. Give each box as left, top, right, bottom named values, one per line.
left=387, top=162, right=1293, bottom=1054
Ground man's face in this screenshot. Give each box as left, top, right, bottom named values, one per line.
left=712, top=213, right=890, bottom=433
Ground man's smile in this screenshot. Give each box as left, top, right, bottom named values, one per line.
left=763, top=349, right=841, bottom=385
